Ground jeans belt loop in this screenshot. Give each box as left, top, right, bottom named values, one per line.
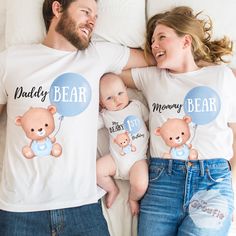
left=228, top=161, right=232, bottom=171
left=168, top=160, right=173, bottom=175
left=199, top=160, right=204, bottom=177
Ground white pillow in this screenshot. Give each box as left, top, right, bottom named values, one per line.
left=93, top=0, right=146, bottom=48
left=5, top=0, right=146, bottom=49
left=5, top=0, right=45, bottom=47
left=0, top=0, right=6, bottom=51
left=147, top=0, right=236, bottom=67
left=147, top=0, right=236, bottom=39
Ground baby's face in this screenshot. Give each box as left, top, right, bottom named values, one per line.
left=100, top=78, right=129, bottom=111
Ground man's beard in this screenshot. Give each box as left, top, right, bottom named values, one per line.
left=56, top=11, right=91, bottom=50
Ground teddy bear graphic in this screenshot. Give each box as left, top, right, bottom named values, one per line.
left=155, top=116, right=198, bottom=160
left=15, top=105, right=62, bottom=159
left=113, top=131, right=136, bottom=156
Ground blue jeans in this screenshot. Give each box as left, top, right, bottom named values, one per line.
left=0, top=202, right=110, bottom=236
left=138, top=158, right=234, bottom=236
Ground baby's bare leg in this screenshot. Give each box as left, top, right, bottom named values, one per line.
left=129, top=159, right=148, bottom=215
left=96, top=154, right=119, bottom=208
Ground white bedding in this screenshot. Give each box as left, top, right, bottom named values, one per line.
left=0, top=0, right=236, bottom=235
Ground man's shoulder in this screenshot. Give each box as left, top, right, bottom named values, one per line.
left=3, top=43, right=41, bottom=56
left=89, top=40, right=125, bottom=51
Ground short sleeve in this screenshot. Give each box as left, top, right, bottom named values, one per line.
left=94, top=41, right=130, bottom=74
left=131, top=66, right=160, bottom=98
left=0, top=51, right=7, bottom=105
left=131, top=67, right=146, bottom=92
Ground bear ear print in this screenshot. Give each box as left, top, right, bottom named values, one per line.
left=47, top=105, right=57, bottom=114
left=15, top=116, right=22, bottom=126
left=183, top=115, right=192, bottom=124
left=155, top=127, right=161, bottom=136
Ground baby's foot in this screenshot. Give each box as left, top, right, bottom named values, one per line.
left=105, top=187, right=119, bottom=208
left=129, top=199, right=139, bottom=216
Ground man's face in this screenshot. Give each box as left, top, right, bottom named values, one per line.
left=56, top=0, right=97, bottom=50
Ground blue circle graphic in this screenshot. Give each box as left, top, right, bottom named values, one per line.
left=49, top=73, right=91, bottom=116
left=184, top=86, right=221, bottom=125
left=124, top=115, right=141, bottom=135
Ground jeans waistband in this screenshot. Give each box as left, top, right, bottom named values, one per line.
left=149, top=158, right=230, bottom=176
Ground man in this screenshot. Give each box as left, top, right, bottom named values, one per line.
left=0, top=0, right=148, bottom=235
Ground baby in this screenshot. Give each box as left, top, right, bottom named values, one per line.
left=97, top=73, right=149, bottom=215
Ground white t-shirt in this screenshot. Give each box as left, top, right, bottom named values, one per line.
left=99, top=100, right=149, bottom=179
left=132, top=65, right=236, bottom=160
left=0, top=41, right=129, bottom=212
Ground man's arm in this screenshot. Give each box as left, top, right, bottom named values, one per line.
left=123, top=48, right=155, bottom=71
left=119, top=70, right=136, bottom=89
left=119, top=49, right=156, bottom=89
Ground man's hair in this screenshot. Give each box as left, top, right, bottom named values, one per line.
left=42, top=0, right=77, bottom=32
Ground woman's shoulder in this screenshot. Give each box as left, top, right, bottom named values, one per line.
left=204, top=64, right=231, bottom=72
left=132, top=66, right=162, bottom=76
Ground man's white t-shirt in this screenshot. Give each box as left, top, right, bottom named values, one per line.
left=132, top=65, right=236, bottom=160
left=0, top=41, right=129, bottom=212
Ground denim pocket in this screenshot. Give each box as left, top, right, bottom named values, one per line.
left=206, top=167, right=231, bottom=183
left=149, top=166, right=165, bottom=182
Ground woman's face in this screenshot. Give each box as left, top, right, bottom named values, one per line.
left=151, top=24, right=188, bottom=72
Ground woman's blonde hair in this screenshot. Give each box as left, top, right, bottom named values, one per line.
left=145, top=6, right=233, bottom=63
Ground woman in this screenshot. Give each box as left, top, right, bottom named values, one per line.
left=121, top=6, right=236, bottom=236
